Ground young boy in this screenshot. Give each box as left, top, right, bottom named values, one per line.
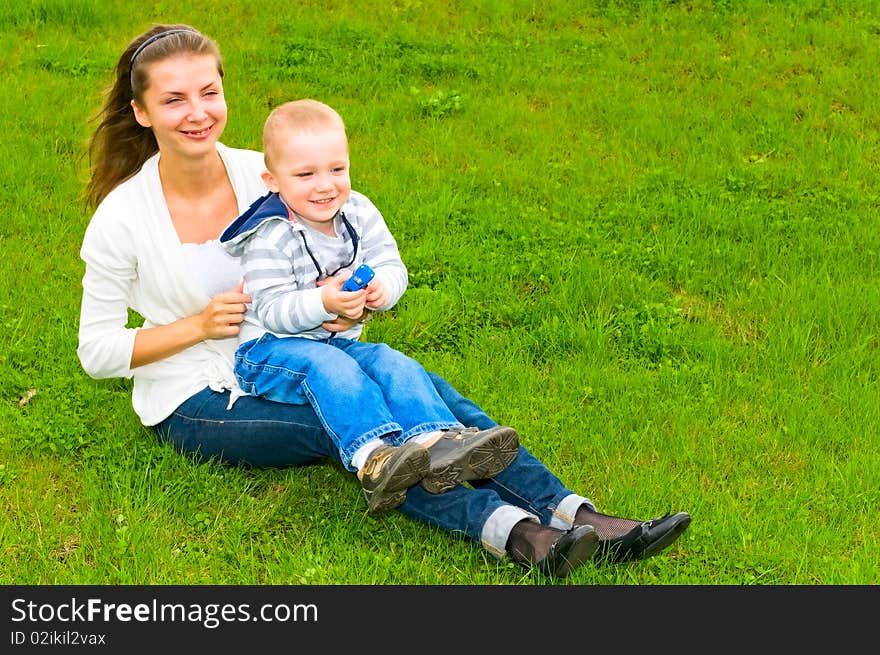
left=220, top=99, right=519, bottom=514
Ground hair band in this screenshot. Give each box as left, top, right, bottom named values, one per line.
left=129, top=29, right=195, bottom=71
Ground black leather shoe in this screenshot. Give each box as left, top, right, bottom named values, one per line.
left=536, top=524, right=599, bottom=578
left=593, top=512, right=691, bottom=563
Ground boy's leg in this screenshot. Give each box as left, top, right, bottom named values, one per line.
left=234, top=335, right=430, bottom=514
left=234, top=334, right=400, bottom=470
left=341, top=342, right=520, bottom=490
left=339, top=341, right=460, bottom=436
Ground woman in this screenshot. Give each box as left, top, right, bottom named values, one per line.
left=78, top=24, right=691, bottom=579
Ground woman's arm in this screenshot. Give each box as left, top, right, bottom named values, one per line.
left=78, top=208, right=250, bottom=376
left=77, top=212, right=142, bottom=379
left=351, top=192, right=408, bottom=311
left=129, top=283, right=250, bottom=368
left=79, top=254, right=250, bottom=373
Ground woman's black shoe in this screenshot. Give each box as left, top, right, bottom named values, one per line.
left=593, top=512, right=691, bottom=563
left=536, top=524, right=599, bottom=578
left=508, top=521, right=599, bottom=578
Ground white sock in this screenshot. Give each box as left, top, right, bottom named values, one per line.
left=411, top=430, right=444, bottom=448
left=351, top=438, right=385, bottom=472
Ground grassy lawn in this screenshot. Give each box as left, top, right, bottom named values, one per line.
left=0, top=0, right=877, bottom=584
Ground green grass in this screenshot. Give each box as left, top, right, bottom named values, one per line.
left=1, top=0, right=878, bottom=585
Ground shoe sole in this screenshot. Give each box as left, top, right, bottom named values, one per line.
left=364, top=443, right=431, bottom=515
left=541, top=525, right=600, bottom=578
left=420, top=426, right=520, bottom=494
left=640, top=512, right=691, bottom=559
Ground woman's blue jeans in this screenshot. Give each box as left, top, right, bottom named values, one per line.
left=154, top=372, right=577, bottom=548
left=233, top=334, right=461, bottom=471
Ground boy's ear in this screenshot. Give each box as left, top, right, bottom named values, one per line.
left=261, top=169, right=279, bottom=192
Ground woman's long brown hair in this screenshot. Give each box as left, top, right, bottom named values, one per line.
left=84, top=24, right=223, bottom=208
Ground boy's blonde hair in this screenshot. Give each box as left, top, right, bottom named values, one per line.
left=263, top=99, right=347, bottom=171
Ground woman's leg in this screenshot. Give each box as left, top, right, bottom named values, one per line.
left=156, top=386, right=575, bottom=569
left=380, top=372, right=578, bottom=558
left=426, top=372, right=595, bottom=527
left=427, top=372, right=692, bottom=562
left=153, top=387, right=335, bottom=468
left=398, top=483, right=535, bottom=559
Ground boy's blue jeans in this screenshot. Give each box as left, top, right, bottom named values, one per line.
left=232, top=334, right=462, bottom=471
left=154, top=372, right=593, bottom=557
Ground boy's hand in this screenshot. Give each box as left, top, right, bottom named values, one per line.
left=365, top=276, right=389, bottom=309
left=319, top=274, right=367, bottom=319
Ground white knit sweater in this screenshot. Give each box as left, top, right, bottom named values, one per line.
left=77, top=144, right=267, bottom=426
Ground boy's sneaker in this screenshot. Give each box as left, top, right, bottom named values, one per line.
left=419, top=426, right=520, bottom=494
left=359, top=441, right=431, bottom=515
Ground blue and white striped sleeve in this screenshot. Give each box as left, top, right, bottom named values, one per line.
left=240, top=221, right=335, bottom=335
left=353, top=195, right=408, bottom=311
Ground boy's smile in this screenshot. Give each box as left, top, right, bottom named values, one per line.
left=262, top=126, right=351, bottom=236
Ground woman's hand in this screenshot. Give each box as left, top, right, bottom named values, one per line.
left=197, top=280, right=251, bottom=340
left=130, top=281, right=251, bottom=369
left=321, top=314, right=356, bottom=332
left=320, top=309, right=371, bottom=332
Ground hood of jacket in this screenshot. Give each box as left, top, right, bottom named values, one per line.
left=219, top=191, right=291, bottom=256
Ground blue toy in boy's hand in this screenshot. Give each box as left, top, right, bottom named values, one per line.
left=342, top=264, right=375, bottom=291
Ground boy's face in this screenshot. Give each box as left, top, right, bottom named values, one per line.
left=262, top=125, right=351, bottom=234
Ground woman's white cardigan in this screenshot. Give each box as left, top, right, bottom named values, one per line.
left=77, top=144, right=267, bottom=426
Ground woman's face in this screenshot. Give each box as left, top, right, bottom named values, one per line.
left=131, top=53, right=227, bottom=160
